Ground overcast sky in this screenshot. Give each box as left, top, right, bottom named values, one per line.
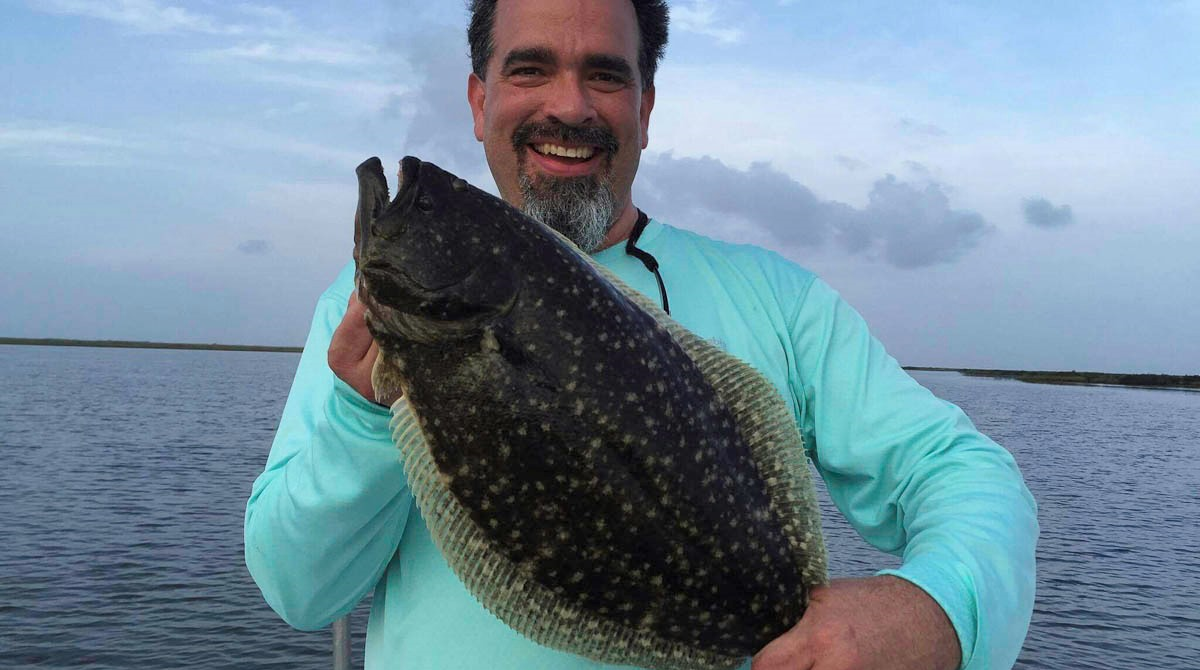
left=2, top=0, right=1198, bottom=374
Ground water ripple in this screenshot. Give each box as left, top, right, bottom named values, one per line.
left=1, top=349, right=1196, bottom=668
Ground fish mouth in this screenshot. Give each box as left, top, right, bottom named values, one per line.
left=395, top=155, right=422, bottom=198
left=358, top=265, right=475, bottom=346
left=359, top=261, right=472, bottom=312
left=359, top=260, right=518, bottom=338
left=360, top=265, right=520, bottom=343
left=354, top=155, right=422, bottom=271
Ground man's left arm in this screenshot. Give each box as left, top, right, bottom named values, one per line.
left=762, top=275, right=1039, bottom=670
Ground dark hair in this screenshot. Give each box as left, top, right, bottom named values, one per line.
left=468, top=0, right=669, bottom=91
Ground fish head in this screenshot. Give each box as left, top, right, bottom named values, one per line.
left=357, top=156, right=522, bottom=345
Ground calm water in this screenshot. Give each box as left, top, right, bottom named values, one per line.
left=1, top=345, right=1197, bottom=668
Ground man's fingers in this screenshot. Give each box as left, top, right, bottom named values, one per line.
left=365, top=338, right=380, bottom=375
left=328, top=293, right=384, bottom=401
left=751, top=625, right=814, bottom=670
left=330, top=293, right=375, bottom=364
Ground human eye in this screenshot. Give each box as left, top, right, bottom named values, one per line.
left=505, top=64, right=547, bottom=84
left=589, top=70, right=629, bottom=92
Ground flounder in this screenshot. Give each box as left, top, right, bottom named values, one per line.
left=355, top=156, right=827, bottom=669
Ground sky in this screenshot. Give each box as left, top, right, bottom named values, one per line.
left=2, top=0, right=1198, bottom=374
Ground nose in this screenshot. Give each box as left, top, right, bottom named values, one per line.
left=542, top=74, right=597, bottom=127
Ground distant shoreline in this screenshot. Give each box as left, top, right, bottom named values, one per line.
left=0, top=337, right=302, bottom=354
left=3, top=339, right=1195, bottom=389
left=905, top=366, right=1200, bottom=390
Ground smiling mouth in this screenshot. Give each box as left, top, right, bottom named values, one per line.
left=530, top=143, right=599, bottom=162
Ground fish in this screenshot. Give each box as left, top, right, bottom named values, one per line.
left=354, top=155, right=828, bottom=670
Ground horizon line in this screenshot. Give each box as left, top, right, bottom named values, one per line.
left=2, top=337, right=1196, bottom=382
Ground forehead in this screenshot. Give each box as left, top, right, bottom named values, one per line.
left=491, top=0, right=640, bottom=68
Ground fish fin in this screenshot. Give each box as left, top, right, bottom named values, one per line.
left=370, top=350, right=406, bottom=406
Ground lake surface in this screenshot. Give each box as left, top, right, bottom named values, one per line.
left=1, top=345, right=1197, bottom=668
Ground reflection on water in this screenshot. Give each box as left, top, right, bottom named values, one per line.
left=0, top=347, right=1196, bottom=668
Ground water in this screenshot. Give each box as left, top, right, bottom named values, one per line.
left=1, top=346, right=1197, bottom=668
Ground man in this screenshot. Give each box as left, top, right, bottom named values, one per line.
left=245, top=1, right=1038, bottom=668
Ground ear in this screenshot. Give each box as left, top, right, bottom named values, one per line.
left=639, top=84, right=655, bottom=150
left=468, top=73, right=486, bottom=142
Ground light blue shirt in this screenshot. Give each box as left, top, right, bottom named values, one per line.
left=245, top=219, right=1038, bottom=669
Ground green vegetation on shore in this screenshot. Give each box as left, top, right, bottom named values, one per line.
left=0, top=337, right=302, bottom=354
left=905, top=367, right=1200, bottom=390
left=3, top=339, right=1194, bottom=389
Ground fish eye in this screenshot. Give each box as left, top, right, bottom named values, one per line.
left=417, top=193, right=435, bottom=213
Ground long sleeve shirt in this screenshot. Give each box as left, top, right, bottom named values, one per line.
left=245, top=218, right=1038, bottom=670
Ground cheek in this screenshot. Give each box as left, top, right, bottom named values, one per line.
left=485, top=91, right=537, bottom=135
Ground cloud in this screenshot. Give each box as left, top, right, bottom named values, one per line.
left=903, top=160, right=932, bottom=177
left=852, top=175, right=993, bottom=267
left=0, top=122, right=125, bottom=149
left=31, top=0, right=403, bottom=111
left=670, top=0, right=744, bottom=44
left=237, top=239, right=271, bottom=255
left=635, top=153, right=992, bottom=268
left=30, top=0, right=246, bottom=35
left=637, top=153, right=831, bottom=246
left=1022, top=197, right=1075, bottom=228
left=170, top=122, right=368, bottom=169
left=898, top=117, right=947, bottom=138
left=232, top=4, right=296, bottom=29
left=0, top=121, right=142, bottom=166
left=836, top=155, right=867, bottom=171
left=230, top=70, right=407, bottom=114
left=262, top=101, right=312, bottom=119
left=198, top=41, right=374, bottom=66
left=382, top=26, right=486, bottom=178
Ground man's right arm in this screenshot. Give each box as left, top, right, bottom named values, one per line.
left=244, top=264, right=413, bottom=630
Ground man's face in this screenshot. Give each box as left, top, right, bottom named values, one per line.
left=468, top=0, right=654, bottom=251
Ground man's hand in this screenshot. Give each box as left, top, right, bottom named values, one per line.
left=752, top=576, right=961, bottom=670
left=328, top=292, right=385, bottom=404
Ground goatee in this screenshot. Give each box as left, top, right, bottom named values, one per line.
left=518, top=172, right=618, bottom=253
left=512, top=120, right=621, bottom=253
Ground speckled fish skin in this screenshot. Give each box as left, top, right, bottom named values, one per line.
left=356, top=156, right=825, bottom=668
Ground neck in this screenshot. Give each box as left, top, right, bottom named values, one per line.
left=595, top=201, right=642, bottom=252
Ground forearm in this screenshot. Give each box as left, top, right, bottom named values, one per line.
left=244, top=278, right=413, bottom=630
left=245, top=383, right=411, bottom=629
left=790, top=278, right=1038, bottom=668
left=753, top=575, right=960, bottom=670
left=876, top=431, right=1038, bottom=670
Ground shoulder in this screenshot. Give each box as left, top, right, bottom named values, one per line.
left=318, top=261, right=358, bottom=309
left=650, top=220, right=821, bottom=305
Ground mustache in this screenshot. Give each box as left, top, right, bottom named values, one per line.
left=512, top=120, right=619, bottom=155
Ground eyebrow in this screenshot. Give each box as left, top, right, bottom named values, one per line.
left=501, top=48, right=635, bottom=80
left=584, top=54, right=634, bottom=80
left=502, top=47, right=555, bottom=71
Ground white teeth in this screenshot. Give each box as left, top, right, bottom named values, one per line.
left=533, top=143, right=596, bottom=159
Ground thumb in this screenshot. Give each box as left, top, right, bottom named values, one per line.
left=751, top=621, right=813, bottom=670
